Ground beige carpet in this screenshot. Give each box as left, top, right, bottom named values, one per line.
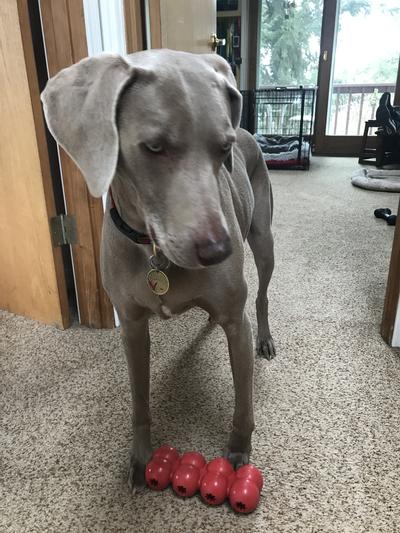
left=1, top=157, right=400, bottom=533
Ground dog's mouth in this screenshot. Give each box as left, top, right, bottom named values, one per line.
left=149, top=233, right=232, bottom=270
left=148, top=220, right=232, bottom=269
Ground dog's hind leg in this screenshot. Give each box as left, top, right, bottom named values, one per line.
left=248, top=153, right=276, bottom=360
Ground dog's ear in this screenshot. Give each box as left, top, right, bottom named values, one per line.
left=225, top=81, right=242, bottom=130
left=224, top=150, right=233, bottom=173
left=201, top=54, right=243, bottom=130
left=41, top=54, right=143, bottom=197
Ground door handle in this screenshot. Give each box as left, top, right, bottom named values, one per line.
left=322, top=50, right=328, bottom=61
left=208, top=33, right=226, bottom=51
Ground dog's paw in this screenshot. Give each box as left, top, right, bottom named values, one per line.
left=127, top=451, right=152, bottom=494
left=256, top=335, right=276, bottom=360
left=223, top=448, right=250, bottom=470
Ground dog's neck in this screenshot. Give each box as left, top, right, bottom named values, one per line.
left=109, top=182, right=153, bottom=246
left=110, top=180, right=148, bottom=236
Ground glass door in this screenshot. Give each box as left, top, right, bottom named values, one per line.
left=257, top=0, right=400, bottom=156
left=258, top=0, right=324, bottom=88
left=314, top=0, right=400, bottom=155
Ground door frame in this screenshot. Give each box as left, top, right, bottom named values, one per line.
left=40, top=0, right=114, bottom=328
left=145, top=0, right=162, bottom=49
left=381, top=199, right=400, bottom=346
left=124, top=0, right=144, bottom=53
left=314, top=0, right=400, bottom=156
left=247, top=0, right=260, bottom=90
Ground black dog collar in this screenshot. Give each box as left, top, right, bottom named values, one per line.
left=109, top=189, right=152, bottom=245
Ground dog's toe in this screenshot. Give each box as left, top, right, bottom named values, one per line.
left=127, top=452, right=151, bottom=493
left=257, top=336, right=276, bottom=360
left=223, top=448, right=250, bottom=469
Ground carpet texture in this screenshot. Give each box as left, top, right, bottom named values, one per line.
left=1, top=157, right=400, bottom=533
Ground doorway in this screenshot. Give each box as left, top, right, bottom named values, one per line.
left=256, top=0, right=400, bottom=156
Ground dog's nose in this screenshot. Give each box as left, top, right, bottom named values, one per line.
left=195, top=232, right=232, bottom=266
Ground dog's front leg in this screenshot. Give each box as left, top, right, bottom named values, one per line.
left=221, top=312, right=255, bottom=468
left=120, top=316, right=152, bottom=491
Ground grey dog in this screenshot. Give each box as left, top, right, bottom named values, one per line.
left=41, top=49, right=275, bottom=489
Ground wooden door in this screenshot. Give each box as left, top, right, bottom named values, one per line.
left=146, top=0, right=216, bottom=53
left=0, top=0, right=69, bottom=328
left=40, top=0, right=115, bottom=328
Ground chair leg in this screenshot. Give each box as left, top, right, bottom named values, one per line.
left=376, top=137, right=385, bottom=167
left=358, top=123, right=369, bottom=164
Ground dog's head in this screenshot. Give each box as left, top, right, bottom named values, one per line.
left=41, top=50, right=242, bottom=268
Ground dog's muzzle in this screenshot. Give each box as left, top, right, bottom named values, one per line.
left=195, top=233, right=232, bottom=266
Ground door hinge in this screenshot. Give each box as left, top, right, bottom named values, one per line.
left=50, top=214, right=78, bottom=246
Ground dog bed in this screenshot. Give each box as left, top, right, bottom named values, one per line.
left=351, top=168, right=400, bottom=192
left=254, top=134, right=310, bottom=169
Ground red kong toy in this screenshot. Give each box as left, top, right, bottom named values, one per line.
left=198, top=464, right=208, bottom=487
left=235, top=464, right=264, bottom=492
left=152, top=445, right=180, bottom=465
left=229, top=478, right=260, bottom=514
left=172, top=463, right=200, bottom=498
left=200, top=471, right=228, bottom=506
left=146, top=446, right=264, bottom=514
left=145, top=457, right=172, bottom=491
left=206, top=457, right=234, bottom=478
left=226, top=471, right=237, bottom=496
left=180, top=451, right=206, bottom=471
left=152, top=445, right=180, bottom=480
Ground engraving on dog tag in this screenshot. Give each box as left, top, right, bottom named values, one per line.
left=147, top=269, right=170, bottom=295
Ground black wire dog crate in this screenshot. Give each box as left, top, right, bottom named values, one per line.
left=241, top=87, right=316, bottom=170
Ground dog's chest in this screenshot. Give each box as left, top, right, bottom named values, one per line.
left=129, top=257, right=240, bottom=321
left=130, top=264, right=204, bottom=318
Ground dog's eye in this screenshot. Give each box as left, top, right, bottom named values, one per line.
left=145, top=143, right=164, bottom=154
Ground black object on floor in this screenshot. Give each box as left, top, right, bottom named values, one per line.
left=374, top=208, right=397, bottom=226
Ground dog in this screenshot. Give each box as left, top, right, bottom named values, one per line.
left=41, top=49, right=275, bottom=489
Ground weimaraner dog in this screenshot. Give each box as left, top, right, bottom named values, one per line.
left=41, top=49, right=275, bottom=489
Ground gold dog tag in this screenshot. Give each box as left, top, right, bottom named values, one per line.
left=147, top=269, right=170, bottom=296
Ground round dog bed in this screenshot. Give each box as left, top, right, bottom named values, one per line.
left=351, top=168, right=400, bottom=192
